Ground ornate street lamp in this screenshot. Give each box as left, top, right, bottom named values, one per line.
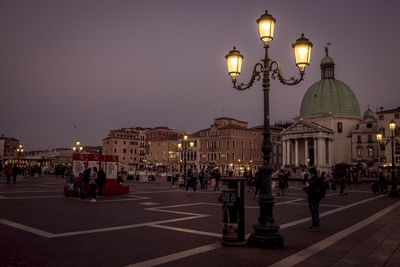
left=225, top=10, right=312, bottom=248
left=377, top=120, right=399, bottom=197
left=177, top=135, right=194, bottom=182
left=16, top=144, right=24, bottom=165
left=72, top=140, right=83, bottom=153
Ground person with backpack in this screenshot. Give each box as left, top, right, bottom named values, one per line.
left=81, top=165, right=91, bottom=199
left=303, top=167, right=326, bottom=230
left=96, top=168, right=107, bottom=196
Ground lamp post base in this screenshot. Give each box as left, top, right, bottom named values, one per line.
left=247, top=195, right=284, bottom=249
left=248, top=226, right=283, bottom=249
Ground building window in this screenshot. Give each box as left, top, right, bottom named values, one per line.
left=357, top=136, right=361, bottom=143
left=395, top=114, right=399, bottom=119
left=123, top=149, right=126, bottom=153
left=368, top=135, right=372, bottom=143
left=124, top=141, right=126, bottom=145
left=368, top=147, right=374, bottom=158
left=380, top=143, right=385, bottom=151
left=379, top=115, right=384, bottom=120
left=380, top=156, right=386, bottom=163
left=115, top=141, right=117, bottom=144
left=337, top=122, right=343, bottom=133
left=357, top=147, right=362, bottom=157
left=367, top=123, right=372, bottom=128
left=114, top=148, right=117, bottom=153
left=396, top=157, right=400, bottom=163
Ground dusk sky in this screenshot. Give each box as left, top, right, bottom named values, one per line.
left=1, top=0, right=399, bottom=150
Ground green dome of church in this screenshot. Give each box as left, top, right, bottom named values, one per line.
left=299, top=47, right=361, bottom=119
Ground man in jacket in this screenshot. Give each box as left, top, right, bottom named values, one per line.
left=304, top=167, right=326, bottom=230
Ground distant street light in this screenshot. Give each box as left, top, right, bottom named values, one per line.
left=177, top=135, right=194, bottom=182
left=72, top=140, right=83, bottom=153
left=225, top=10, right=312, bottom=248
left=16, top=144, right=24, bottom=166
left=377, top=119, right=399, bottom=197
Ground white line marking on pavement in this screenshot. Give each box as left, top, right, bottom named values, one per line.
left=149, top=224, right=220, bottom=237
left=269, top=200, right=400, bottom=267
left=279, top=195, right=384, bottom=229
left=138, top=202, right=159, bottom=206
left=7, top=196, right=63, bottom=200
left=125, top=243, right=221, bottom=267
left=0, top=219, right=55, bottom=238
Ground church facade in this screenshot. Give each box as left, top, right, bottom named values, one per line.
left=281, top=48, right=378, bottom=174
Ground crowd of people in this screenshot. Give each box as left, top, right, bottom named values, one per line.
left=65, top=163, right=107, bottom=202
left=170, top=167, right=222, bottom=192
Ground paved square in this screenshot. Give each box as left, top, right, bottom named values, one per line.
left=1, top=175, right=399, bottom=266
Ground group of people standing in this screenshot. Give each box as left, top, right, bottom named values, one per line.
left=3, top=165, right=19, bottom=184
left=171, top=167, right=222, bottom=192
left=66, top=164, right=107, bottom=201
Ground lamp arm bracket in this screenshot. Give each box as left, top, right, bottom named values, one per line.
left=232, top=63, right=263, bottom=91
left=270, top=60, right=304, bottom=86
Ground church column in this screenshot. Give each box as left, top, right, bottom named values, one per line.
left=328, top=138, right=332, bottom=166
left=318, top=138, right=325, bottom=166
left=282, top=139, right=287, bottom=167
left=304, top=138, right=309, bottom=166
left=330, top=139, right=334, bottom=166
left=313, top=138, right=318, bottom=167
left=286, top=140, right=291, bottom=166
left=295, top=139, right=299, bottom=167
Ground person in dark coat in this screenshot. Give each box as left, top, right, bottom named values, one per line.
left=304, top=168, right=326, bottom=230
left=12, top=165, right=19, bottom=184
left=97, top=168, right=107, bottom=196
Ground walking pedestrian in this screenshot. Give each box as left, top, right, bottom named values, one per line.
left=96, top=167, right=107, bottom=196
left=254, top=168, right=261, bottom=197
left=378, top=172, right=387, bottom=195
left=203, top=169, right=209, bottom=190
left=185, top=168, right=196, bottom=192
left=6, top=165, right=12, bottom=184
left=214, top=169, right=221, bottom=191
left=304, top=167, right=326, bottom=230
left=278, top=169, right=285, bottom=196
left=199, top=168, right=205, bottom=189
left=81, top=165, right=90, bottom=199
left=89, top=167, right=98, bottom=201
left=171, top=168, right=178, bottom=188
left=12, top=165, right=19, bottom=184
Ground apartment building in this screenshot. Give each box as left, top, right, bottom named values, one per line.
left=102, top=127, right=143, bottom=168
left=376, top=107, right=400, bottom=168
left=192, top=117, right=283, bottom=175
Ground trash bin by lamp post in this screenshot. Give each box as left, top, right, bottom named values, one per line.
left=220, top=177, right=246, bottom=246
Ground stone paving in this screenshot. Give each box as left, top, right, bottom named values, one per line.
left=0, top=175, right=399, bottom=266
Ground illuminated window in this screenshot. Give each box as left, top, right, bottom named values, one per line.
left=380, top=157, right=386, bottom=163
left=368, top=147, right=374, bottom=157
left=357, top=147, right=362, bottom=157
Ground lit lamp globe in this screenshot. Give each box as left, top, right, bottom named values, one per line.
left=376, top=132, right=383, bottom=142
left=190, top=142, right=194, bottom=148
left=73, top=146, right=77, bottom=152
left=257, top=10, right=276, bottom=44
left=76, top=141, right=80, bottom=146
left=389, top=120, right=396, bottom=131
left=292, top=33, right=313, bottom=73
left=177, top=143, right=182, bottom=149
left=183, top=135, right=188, bottom=141
left=225, top=46, right=243, bottom=79
left=79, top=146, right=83, bottom=152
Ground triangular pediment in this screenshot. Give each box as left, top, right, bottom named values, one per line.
left=282, top=121, right=334, bottom=134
